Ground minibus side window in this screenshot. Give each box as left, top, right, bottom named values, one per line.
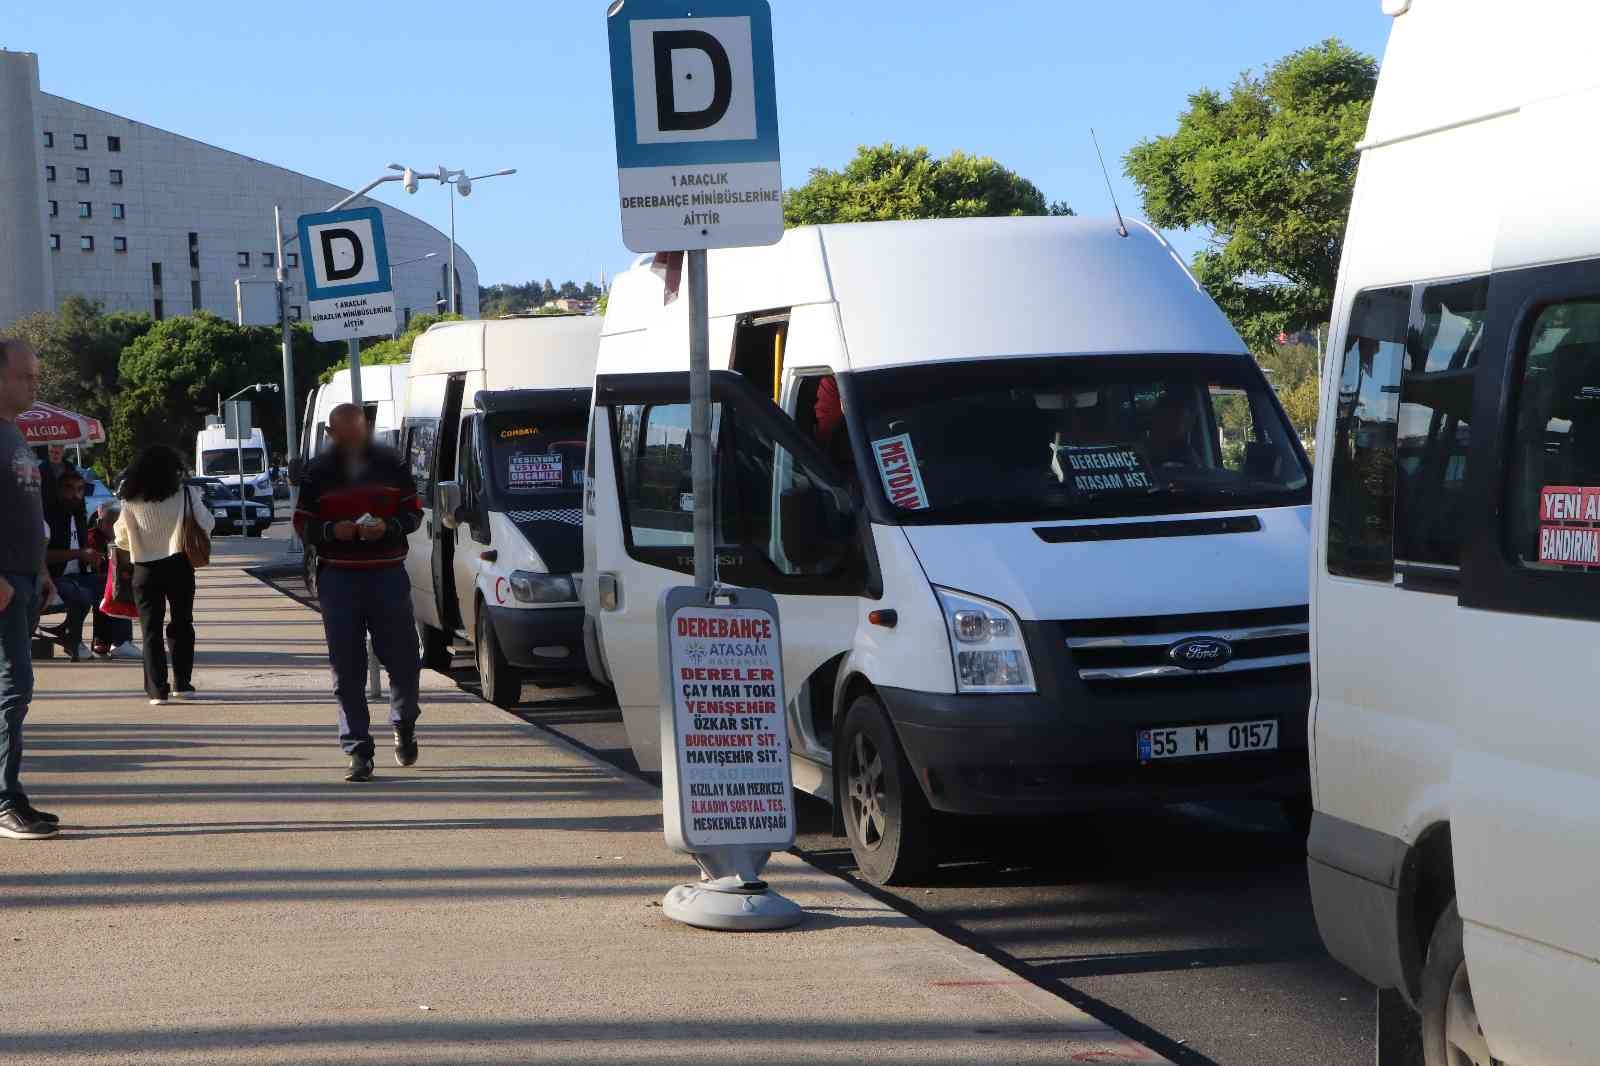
left=1504, top=299, right=1600, bottom=572
left=1393, top=277, right=1488, bottom=572
left=615, top=403, right=699, bottom=570
left=1327, top=286, right=1410, bottom=580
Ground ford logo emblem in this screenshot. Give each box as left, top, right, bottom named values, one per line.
left=1167, top=636, right=1234, bottom=671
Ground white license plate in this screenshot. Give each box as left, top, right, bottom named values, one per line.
left=1138, top=719, right=1278, bottom=761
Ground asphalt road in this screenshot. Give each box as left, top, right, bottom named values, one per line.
left=253, top=556, right=1374, bottom=1066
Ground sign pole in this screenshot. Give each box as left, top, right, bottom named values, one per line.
left=275, top=206, right=302, bottom=558
left=687, top=249, right=714, bottom=591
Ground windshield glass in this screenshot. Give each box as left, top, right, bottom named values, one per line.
left=846, top=355, right=1309, bottom=524
left=485, top=412, right=587, bottom=504
left=202, top=448, right=265, bottom=476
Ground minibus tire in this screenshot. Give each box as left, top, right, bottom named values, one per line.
left=840, top=695, right=935, bottom=886
left=1419, top=900, right=1492, bottom=1066
left=476, top=602, right=523, bottom=710
left=418, top=622, right=452, bottom=674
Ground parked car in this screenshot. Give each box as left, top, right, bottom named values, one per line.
left=190, top=476, right=271, bottom=537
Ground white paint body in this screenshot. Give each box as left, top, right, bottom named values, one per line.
left=1311, top=3, right=1600, bottom=1061
left=193, top=423, right=271, bottom=506
left=585, top=216, right=1311, bottom=788
left=299, top=365, right=409, bottom=462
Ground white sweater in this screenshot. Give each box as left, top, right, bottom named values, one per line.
left=114, top=486, right=215, bottom=563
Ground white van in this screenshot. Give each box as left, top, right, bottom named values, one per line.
left=584, top=217, right=1314, bottom=884
left=1308, top=4, right=1600, bottom=1063
left=401, top=316, right=601, bottom=706
left=195, top=422, right=274, bottom=519
left=299, top=364, right=408, bottom=463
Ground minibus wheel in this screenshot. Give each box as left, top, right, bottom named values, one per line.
left=476, top=602, right=523, bottom=710
left=418, top=622, right=452, bottom=674
left=1420, top=900, right=1496, bottom=1066
left=840, top=694, right=935, bottom=886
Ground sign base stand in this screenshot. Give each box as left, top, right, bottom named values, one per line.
left=663, top=876, right=803, bottom=932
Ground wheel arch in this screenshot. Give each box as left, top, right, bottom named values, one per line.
left=1396, top=821, right=1455, bottom=1004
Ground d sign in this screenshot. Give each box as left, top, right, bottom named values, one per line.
left=296, top=206, right=397, bottom=342
left=609, top=0, right=781, bottom=253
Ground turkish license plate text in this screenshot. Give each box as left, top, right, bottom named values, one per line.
left=1138, top=719, right=1277, bottom=761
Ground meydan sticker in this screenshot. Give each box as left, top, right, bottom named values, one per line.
left=871, top=433, right=929, bottom=510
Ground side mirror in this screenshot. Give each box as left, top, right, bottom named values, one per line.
left=437, top=481, right=463, bottom=529
left=780, top=481, right=849, bottom=570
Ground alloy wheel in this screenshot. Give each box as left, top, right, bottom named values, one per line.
left=846, top=731, right=887, bottom=850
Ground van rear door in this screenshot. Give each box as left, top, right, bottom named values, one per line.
left=589, top=371, right=871, bottom=771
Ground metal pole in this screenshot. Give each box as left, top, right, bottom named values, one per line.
left=447, top=186, right=457, bottom=316
left=687, top=250, right=713, bottom=591
left=235, top=408, right=244, bottom=535
left=275, top=206, right=303, bottom=557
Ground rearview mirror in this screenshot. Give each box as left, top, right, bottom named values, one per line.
left=437, top=481, right=463, bottom=529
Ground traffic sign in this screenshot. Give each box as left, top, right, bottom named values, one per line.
left=607, top=0, right=782, bottom=253
left=295, top=206, right=397, bottom=342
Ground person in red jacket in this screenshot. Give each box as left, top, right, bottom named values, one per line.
left=294, top=404, right=424, bottom=782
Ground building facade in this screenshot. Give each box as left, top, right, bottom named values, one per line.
left=0, top=50, right=479, bottom=331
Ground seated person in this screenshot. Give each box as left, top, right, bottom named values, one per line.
left=43, top=470, right=102, bottom=661
left=87, top=501, right=135, bottom=659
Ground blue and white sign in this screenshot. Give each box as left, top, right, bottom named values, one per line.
left=296, top=206, right=397, bottom=342
left=608, top=0, right=782, bottom=253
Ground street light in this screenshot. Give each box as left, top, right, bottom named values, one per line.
left=388, top=163, right=516, bottom=317
left=219, top=383, right=279, bottom=503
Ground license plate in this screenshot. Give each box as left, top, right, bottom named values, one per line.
left=1138, top=719, right=1277, bottom=761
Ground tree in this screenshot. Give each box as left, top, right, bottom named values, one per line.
left=1125, top=39, right=1378, bottom=350
left=541, top=279, right=557, bottom=304
left=783, top=144, right=1066, bottom=226
left=7, top=297, right=154, bottom=428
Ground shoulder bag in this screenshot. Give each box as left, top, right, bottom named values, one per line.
left=181, top=487, right=211, bottom=569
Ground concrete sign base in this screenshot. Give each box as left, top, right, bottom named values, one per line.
left=662, top=876, right=803, bottom=932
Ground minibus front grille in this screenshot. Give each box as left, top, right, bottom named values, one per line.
left=1061, top=606, right=1309, bottom=682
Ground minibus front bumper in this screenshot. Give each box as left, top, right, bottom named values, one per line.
left=486, top=604, right=585, bottom=673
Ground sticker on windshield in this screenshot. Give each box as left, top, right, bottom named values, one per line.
left=872, top=434, right=930, bottom=511
left=1539, top=486, right=1600, bottom=567
left=1052, top=444, right=1154, bottom=493
left=508, top=453, right=564, bottom=489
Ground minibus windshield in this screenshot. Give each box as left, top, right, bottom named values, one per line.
left=202, top=449, right=265, bottom=476
left=484, top=411, right=587, bottom=508
left=847, top=354, right=1310, bottom=524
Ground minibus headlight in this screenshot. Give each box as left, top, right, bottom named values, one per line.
left=934, top=587, right=1035, bottom=694
left=508, top=572, right=577, bottom=605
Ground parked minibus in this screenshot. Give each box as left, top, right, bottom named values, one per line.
left=298, top=364, right=408, bottom=464
left=401, top=316, right=600, bottom=705
left=194, top=422, right=274, bottom=520
left=1307, top=4, right=1600, bottom=1063
left=583, top=216, right=1314, bottom=884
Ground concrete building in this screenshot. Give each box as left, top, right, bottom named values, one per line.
left=0, top=50, right=478, bottom=331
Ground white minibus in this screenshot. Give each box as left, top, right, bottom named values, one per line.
left=401, top=316, right=600, bottom=705
left=194, top=423, right=274, bottom=520
left=584, top=217, right=1314, bottom=884
left=299, top=364, right=408, bottom=463
left=1308, top=4, right=1600, bottom=1063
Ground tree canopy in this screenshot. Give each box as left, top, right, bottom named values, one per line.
left=784, top=144, right=1072, bottom=226
left=1124, top=39, right=1377, bottom=349
left=6, top=296, right=154, bottom=430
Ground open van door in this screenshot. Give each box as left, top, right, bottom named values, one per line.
left=587, top=371, right=871, bottom=772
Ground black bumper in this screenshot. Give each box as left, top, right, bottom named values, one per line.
left=1307, top=812, right=1414, bottom=996
left=486, top=605, right=584, bottom=672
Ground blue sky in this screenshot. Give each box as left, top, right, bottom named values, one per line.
left=7, top=1, right=1393, bottom=289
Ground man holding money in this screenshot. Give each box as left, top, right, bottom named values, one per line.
left=293, top=404, right=424, bottom=782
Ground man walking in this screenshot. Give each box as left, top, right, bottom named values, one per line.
left=0, top=339, right=58, bottom=839
left=293, top=404, right=424, bottom=781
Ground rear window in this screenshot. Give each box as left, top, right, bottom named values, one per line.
left=486, top=413, right=587, bottom=499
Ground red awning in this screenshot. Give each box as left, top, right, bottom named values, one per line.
left=17, top=402, right=106, bottom=447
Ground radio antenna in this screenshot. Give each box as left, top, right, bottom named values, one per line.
left=1090, top=128, right=1129, bottom=238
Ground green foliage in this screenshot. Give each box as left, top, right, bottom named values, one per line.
left=480, top=279, right=603, bottom=319
left=1125, top=39, right=1378, bottom=349
left=112, top=313, right=343, bottom=469
left=784, top=144, right=1066, bottom=226
left=8, top=296, right=154, bottom=429
left=317, top=313, right=459, bottom=384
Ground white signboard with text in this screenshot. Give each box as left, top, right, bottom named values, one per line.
left=608, top=0, right=782, bottom=252
left=296, top=206, right=397, bottom=342
left=658, top=587, right=794, bottom=853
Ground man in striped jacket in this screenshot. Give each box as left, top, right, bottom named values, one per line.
left=294, top=404, right=425, bottom=782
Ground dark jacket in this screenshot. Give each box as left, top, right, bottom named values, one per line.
left=293, top=445, right=422, bottom=570
left=45, top=499, right=91, bottom=581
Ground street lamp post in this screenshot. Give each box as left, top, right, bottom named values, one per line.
left=388, top=164, right=516, bottom=316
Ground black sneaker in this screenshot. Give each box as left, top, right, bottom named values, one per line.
left=17, top=802, right=59, bottom=825
left=0, top=807, right=58, bottom=840
left=345, top=753, right=375, bottom=782
left=394, top=727, right=419, bottom=768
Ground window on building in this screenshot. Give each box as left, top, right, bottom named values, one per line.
left=113, top=236, right=127, bottom=253
left=43, top=132, right=53, bottom=148
left=107, top=135, right=121, bottom=153
left=45, top=165, right=55, bottom=182
left=237, top=252, right=250, bottom=268
left=49, top=234, right=60, bottom=251
left=72, top=133, right=87, bottom=150
left=80, top=235, right=94, bottom=252
left=75, top=167, right=89, bottom=183
left=111, top=203, right=125, bottom=220
left=285, top=252, right=298, bottom=269
left=191, top=279, right=202, bottom=309
left=1327, top=286, right=1411, bottom=580
left=153, top=299, right=163, bottom=320
left=188, top=232, right=199, bottom=269
left=151, top=262, right=162, bottom=287
left=48, top=200, right=57, bottom=218
left=262, top=252, right=275, bottom=268
left=77, top=201, right=91, bottom=219
left=109, top=169, right=123, bottom=186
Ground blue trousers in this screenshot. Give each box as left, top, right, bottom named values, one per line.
left=318, top=565, right=422, bottom=756
left=0, top=572, right=38, bottom=812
